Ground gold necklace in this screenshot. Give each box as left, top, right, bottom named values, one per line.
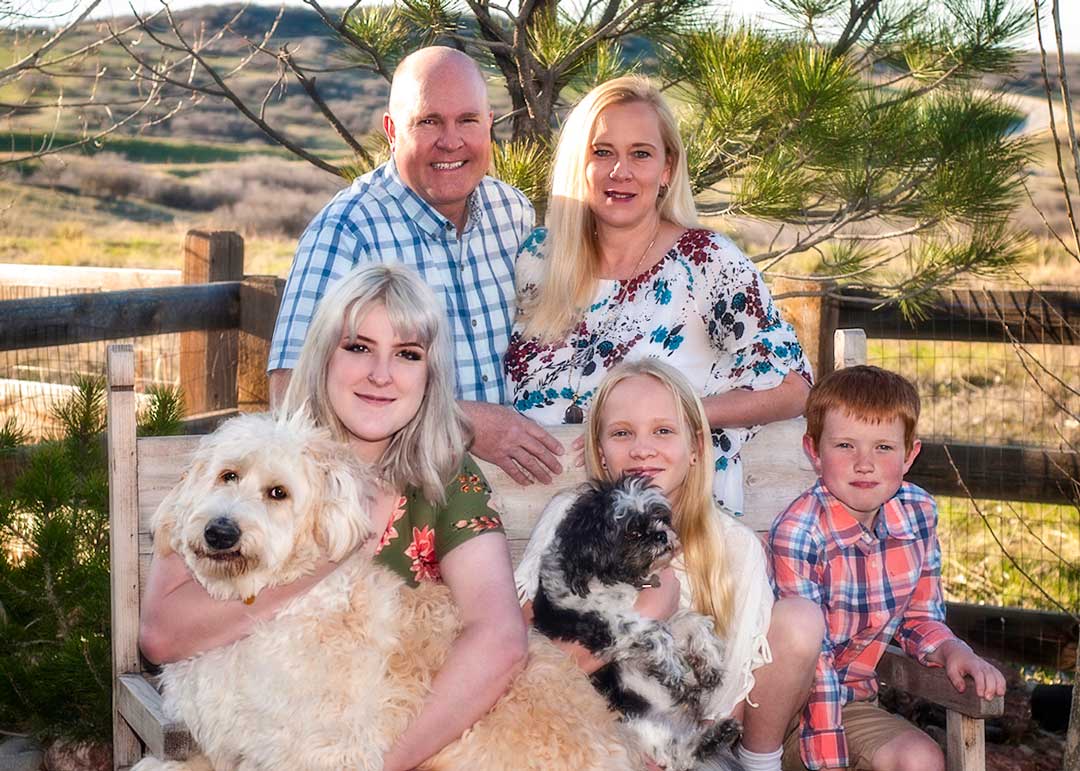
left=563, top=223, right=662, bottom=424
left=606, top=222, right=662, bottom=280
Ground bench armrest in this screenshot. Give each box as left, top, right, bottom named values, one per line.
left=116, top=674, right=194, bottom=761
left=877, top=645, right=1003, bottom=719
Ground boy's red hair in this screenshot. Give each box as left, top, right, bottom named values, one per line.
left=805, top=365, right=921, bottom=452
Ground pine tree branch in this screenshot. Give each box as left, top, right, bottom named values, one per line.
left=1036, top=0, right=1080, bottom=261
left=281, top=50, right=370, bottom=167
left=304, top=0, right=395, bottom=81
left=830, top=0, right=883, bottom=59
left=119, top=4, right=343, bottom=175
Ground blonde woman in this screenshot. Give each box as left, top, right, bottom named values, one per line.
left=517, top=359, right=822, bottom=771
left=140, top=264, right=527, bottom=771
left=505, top=75, right=811, bottom=518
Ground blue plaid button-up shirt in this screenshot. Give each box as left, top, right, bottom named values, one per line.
left=269, top=160, right=535, bottom=403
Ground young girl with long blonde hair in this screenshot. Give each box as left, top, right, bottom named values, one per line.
left=517, top=358, right=774, bottom=723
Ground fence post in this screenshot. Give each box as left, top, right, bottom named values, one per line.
left=179, top=231, right=243, bottom=414
left=238, top=276, right=285, bottom=411
left=772, top=278, right=839, bottom=378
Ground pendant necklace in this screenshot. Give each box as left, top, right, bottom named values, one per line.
left=563, top=224, right=661, bottom=424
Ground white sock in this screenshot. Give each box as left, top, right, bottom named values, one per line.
left=736, top=743, right=783, bottom=771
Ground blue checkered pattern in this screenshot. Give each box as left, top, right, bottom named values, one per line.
left=269, top=160, right=535, bottom=403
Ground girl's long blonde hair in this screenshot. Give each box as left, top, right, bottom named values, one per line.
left=521, top=76, right=699, bottom=342
left=280, top=263, right=468, bottom=504
left=583, top=359, right=733, bottom=635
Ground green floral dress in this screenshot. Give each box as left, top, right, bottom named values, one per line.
left=372, top=455, right=504, bottom=586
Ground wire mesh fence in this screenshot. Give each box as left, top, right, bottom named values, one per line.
left=2, top=277, right=1078, bottom=671
left=851, top=285, right=1079, bottom=674
left=0, top=283, right=213, bottom=440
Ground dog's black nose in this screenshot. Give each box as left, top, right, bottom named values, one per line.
left=204, top=517, right=241, bottom=550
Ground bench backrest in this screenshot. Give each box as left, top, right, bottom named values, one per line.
left=107, top=342, right=835, bottom=684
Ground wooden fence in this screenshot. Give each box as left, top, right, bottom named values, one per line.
left=0, top=230, right=284, bottom=415
left=1, top=233, right=1077, bottom=505
left=0, top=229, right=1076, bottom=667
left=774, top=284, right=1080, bottom=507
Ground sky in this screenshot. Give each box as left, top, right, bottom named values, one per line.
left=21, top=0, right=1080, bottom=52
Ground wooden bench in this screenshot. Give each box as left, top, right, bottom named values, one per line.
left=106, top=331, right=1002, bottom=771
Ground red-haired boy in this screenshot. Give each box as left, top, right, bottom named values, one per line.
left=766, top=366, right=1004, bottom=771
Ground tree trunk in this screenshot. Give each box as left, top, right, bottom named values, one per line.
left=1066, top=637, right=1079, bottom=770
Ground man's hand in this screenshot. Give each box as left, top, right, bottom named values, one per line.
left=460, top=402, right=564, bottom=485
left=935, top=639, right=1006, bottom=700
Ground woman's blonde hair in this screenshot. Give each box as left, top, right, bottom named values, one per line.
left=522, top=75, right=699, bottom=341
left=280, top=263, right=468, bottom=504
left=584, top=359, right=733, bottom=635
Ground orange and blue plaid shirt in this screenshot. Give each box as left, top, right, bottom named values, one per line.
left=769, top=480, right=956, bottom=769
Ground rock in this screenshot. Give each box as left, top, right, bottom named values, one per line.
left=987, top=728, right=1065, bottom=771
left=0, top=736, right=44, bottom=771
left=42, top=740, right=109, bottom=771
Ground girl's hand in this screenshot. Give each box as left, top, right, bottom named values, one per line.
left=634, top=567, right=680, bottom=620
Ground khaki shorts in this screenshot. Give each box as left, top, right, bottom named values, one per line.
left=781, top=700, right=923, bottom=771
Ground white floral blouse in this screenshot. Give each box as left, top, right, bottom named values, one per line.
left=504, top=227, right=812, bottom=517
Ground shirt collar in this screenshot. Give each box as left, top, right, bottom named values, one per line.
left=812, top=479, right=916, bottom=550
left=384, top=159, right=481, bottom=240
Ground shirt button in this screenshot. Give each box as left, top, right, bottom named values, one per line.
left=471, top=319, right=478, bottom=327
left=482, top=375, right=489, bottom=383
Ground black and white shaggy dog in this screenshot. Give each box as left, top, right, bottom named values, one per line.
left=515, top=475, right=745, bottom=771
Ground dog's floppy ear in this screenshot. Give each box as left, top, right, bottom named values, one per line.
left=310, top=444, right=375, bottom=561
left=150, top=457, right=208, bottom=558
left=553, top=482, right=624, bottom=597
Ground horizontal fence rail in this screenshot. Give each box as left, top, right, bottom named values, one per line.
left=909, top=441, right=1079, bottom=505
left=838, top=287, right=1080, bottom=345
left=0, top=283, right=241, bottom=351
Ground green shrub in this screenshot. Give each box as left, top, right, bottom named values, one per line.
left=0, top=378, right=183, bottom=740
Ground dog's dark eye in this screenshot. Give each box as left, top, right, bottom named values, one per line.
left=220, top=471, right=238, bottom=483
left=267, top=486, right=289, bottom=501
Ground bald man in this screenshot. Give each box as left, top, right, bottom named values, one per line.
left=268, top=47, right=564, bottom=484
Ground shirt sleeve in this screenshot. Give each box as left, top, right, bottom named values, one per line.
left=268, top=197, right=367, bottom=372
left=434, top=455, right=506, bottom=558
left=770, top=506, right=850, bottom=769
left=698, top=234, right=813, bottom=396
left=894, top=498, right=955, bottom=664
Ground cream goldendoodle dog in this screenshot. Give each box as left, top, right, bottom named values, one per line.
left=132, top=412, right=637, bottom=771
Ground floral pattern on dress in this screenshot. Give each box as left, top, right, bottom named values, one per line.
left=373, top=496, right=408, bottom=556
left=453, top=514, right=504, bottom=533
left=506, top=227, right=813, bottom=517
left=404, top=525, right=441, bottom=582
left=372, top=456, right=505, bottom=587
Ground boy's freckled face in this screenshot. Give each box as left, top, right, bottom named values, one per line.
left=803, top=409, right=921, bottom=526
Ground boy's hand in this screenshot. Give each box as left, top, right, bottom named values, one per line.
left=935, top=639, right=1006, bottom=700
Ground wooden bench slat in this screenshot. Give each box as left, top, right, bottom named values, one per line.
left=117, top=674, right=194, bottom=761
left=878, top=645, right=1003, bottom=719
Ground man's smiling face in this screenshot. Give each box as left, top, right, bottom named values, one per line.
left=384, top=57, right=493, bottom=230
